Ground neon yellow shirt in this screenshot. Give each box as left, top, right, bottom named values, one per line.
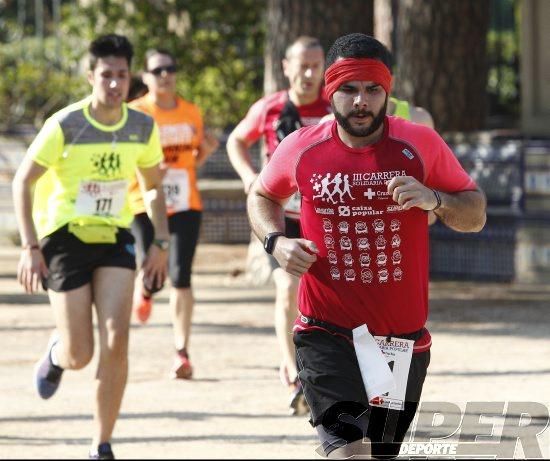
left=389, top=97, right=411, bottom=120
left=30, top=97, right=163, bottom=239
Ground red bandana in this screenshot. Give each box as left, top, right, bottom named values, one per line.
left=324, top=58, right=392, bottom=99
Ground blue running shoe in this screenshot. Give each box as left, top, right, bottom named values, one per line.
left=89, top=442, right=115, bottom=460
left=34, top=332, right=63, bottom=399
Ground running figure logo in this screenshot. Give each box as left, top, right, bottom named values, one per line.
left=311, top=173, right=355, bottom=203
left=92, top=152, right=121, bottom=178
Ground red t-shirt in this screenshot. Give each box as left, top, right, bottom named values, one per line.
left=232, top=89, right=331, bottom=160
left=259, top=116, right=477, bottom=340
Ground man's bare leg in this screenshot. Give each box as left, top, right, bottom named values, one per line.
left=91, top=267, right=134, bottom=447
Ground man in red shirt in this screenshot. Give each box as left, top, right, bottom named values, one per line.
left=227, top=36, right=331, bottom=415
left=247, top=33, right=486, bottom=458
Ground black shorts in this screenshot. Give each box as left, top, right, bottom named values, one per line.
left=268, top=217, right=301, bottom=270
left=131, top=210, right=202, bottom=291
left=40, top=225, right=136, bottom=293
left=294, top=324, right=430, bottom=458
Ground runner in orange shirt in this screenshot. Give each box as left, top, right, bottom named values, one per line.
left=128, top=49, right=219, bottom=379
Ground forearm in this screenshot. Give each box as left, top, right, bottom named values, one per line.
left=247, top=190, right=286, bottom=242
left=194, top=148, right=209, bottom=168
left=195, top=132, right=219, bottom=168
left=226, top=135, right=257, bottom=183
left=147, top=187, right=170, bottom=240
left=435, top=189, right=487, bottom=232
left=12, top=176, right=39, bottom=246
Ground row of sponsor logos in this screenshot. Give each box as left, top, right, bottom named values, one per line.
left=316, top=204, right=404, bottom=216
left=328, top=249, right=403, bottom=267
left=324, top=234, right=401, bottom=252
left=321, top=218, right=402, bottom=234
left=329, top=266, right=403, bottom=283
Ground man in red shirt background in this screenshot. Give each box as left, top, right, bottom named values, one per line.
left=227, top=36, right=331, bottom=415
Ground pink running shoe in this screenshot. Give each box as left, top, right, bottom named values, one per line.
left=171, top=350, right=193, bottom=380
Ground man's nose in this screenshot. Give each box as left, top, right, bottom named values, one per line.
left=353, top=91, right=368, bottom=107
left=304, top=68, right=313, bottom=78
left=109, top=79, right=119, bottom=89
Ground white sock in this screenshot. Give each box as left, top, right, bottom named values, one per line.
left=50, top=343, right=61, bottom=367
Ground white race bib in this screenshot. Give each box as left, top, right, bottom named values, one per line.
left=74, top=179, right=127, bottom=218
left=162, top=169, right=190, bottom=213
left=352, top=325, right=396, bottom=402
left=370, top=336, right=414, bottom=411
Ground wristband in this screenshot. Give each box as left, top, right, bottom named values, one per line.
left=23, top=244, right=40, bottom=251
left=430, top=189, right=442, bottom=211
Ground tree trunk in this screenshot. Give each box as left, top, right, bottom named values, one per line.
left=264, top=0, right=374, bottom=94
left=374, top=0, right=394, bottom=51
left=394, top=0, right=490, bottom=132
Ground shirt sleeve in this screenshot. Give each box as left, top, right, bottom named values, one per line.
left=137, top=122, right=164, bottom=168
left=257, top=130, right=300, bottom=199
left=421, top=129, right=477, bottom=192
left=28, top=117, right=64, bottom=168
left=231, top=97, right=267, bottom=145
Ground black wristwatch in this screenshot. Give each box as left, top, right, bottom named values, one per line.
left=153, top=238, right=170, bottom=251
left=263, top=232, right=284, bottom=255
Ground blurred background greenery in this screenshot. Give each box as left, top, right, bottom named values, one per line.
left=0, top=0, right=519, bottom=132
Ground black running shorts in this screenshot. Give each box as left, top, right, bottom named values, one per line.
left=131, top=210, right=202, bottom=291
left=294, top=325, right=430, bottom=458
left=40, top=225, right=136, bottom=292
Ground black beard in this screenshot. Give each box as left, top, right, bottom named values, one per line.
left=332, top=97, right=388, bottom=138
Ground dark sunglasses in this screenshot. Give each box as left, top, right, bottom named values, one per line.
left=148, top=65, right=177, bottom=76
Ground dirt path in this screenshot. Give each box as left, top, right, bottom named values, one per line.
left=0, top=244, right=548, bottom=459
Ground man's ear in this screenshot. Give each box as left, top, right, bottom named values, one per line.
left=282, top=58, right=290, bottom=79
left=87, top=70, right=95, bottom=87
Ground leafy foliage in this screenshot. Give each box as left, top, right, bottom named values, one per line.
left=0, top=0, right=265, bottom=129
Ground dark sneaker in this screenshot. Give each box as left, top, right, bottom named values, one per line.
left=289, top=380, right=309, bottom=416
left=89, top=442, right=115, bottom=460
left=34, top=332, right=63, bottom=399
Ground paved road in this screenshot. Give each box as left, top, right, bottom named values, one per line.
left=0, top=244, right=549, bottom=459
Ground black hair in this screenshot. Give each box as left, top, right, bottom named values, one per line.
left=326, top=33, right=392, bottom=71
left=88, top=34, right=133, bottom=70
left=127, top=73, right=149, bottom=102
left=144, top=48, right=177, bottom=71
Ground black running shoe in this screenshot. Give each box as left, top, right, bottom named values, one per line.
left=34, top=332, right=63, bottom=400
left=89, top=442, right=115, bottom=460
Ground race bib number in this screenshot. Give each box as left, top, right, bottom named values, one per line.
left=74, top=179, right=127, bottom=218
left=163, top=169, right=190, bottom=213
left=284, top=191, right=301, bottom=218
left=370, top=336, right=414, bottom=411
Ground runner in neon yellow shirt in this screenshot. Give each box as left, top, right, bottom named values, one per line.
left=12, top=34, right=170, bottom=460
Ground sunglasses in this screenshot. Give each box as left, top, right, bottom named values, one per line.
left=148, top=65, right=177, bottom=76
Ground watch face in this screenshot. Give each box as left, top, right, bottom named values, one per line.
left=155, top=239, right=169, bottom=250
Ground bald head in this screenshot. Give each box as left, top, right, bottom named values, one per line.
left=285, top=36, right=323, bottom=59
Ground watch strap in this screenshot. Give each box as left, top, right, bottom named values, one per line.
left=263, top=231, right=284, bottom=255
